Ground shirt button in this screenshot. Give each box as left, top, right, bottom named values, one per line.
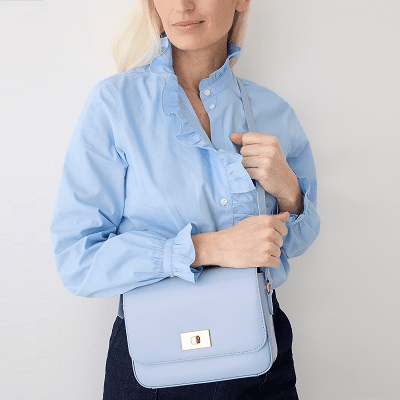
left=209, top=104, right=216, bottom=109
left=204, top=89, right=211, bottom=96
left=221, top=198, right=228, bottom=206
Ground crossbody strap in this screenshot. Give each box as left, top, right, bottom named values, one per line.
left=236, top=77, right=274, bottom=315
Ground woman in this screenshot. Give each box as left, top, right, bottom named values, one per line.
left=50, top=0, right=320, bottom=399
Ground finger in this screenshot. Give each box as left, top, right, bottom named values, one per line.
left=241, top=132, right=279, bottom=147
left=274, top=211, right=290, bottom=222
left=273, top=218, right=289, bottom=238
left=268, top=243, right=281, bottom=258
left=241, top=143, right=278, bottom=158
left=266, top=254, right=281, bottom=269
left=241, top=154, right=261, bottom=168
left=272, top=230, right=284, bottom=248
left=240, top=144, right=262, bottom=157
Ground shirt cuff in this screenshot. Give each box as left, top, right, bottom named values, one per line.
left=275, top=176, right=311, bottom=226
left=163, top=222, right=204, bottom=282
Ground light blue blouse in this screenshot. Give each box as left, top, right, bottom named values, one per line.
left=50, top=36, right=320, bottom=319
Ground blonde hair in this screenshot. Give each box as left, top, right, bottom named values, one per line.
left=111, top=0, right=251, bottom=73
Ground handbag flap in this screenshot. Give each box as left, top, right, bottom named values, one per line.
left=123, top=266, right=268, bottom=365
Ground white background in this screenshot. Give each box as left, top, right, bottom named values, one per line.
left=1, top=0, right=399, bottom=399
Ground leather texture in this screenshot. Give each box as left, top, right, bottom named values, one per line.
left=123, top=268, right=277, bottom=388
left=123, top=77, right=278, bottom=388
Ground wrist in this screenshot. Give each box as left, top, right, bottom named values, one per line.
left=190, top=232, right=221, bottom=268
left=276, top=172, right=303, bottom=215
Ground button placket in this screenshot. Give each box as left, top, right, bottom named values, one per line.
left=202, top=90, right=215, bottom=108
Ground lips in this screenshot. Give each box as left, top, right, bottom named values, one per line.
left=174, top=21, right=203, bottom=26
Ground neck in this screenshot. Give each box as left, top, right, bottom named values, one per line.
left=171, top=34, right=229, bottom=96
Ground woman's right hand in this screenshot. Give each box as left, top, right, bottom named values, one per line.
left=215, top=212, right=290, bottom=269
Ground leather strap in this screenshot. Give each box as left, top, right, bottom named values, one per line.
left=236, top=77, right=274, bottom=316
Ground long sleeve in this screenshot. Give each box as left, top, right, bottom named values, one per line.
left=50, top=81, right=203, bottom=298
left=276, top=103, right=321, bottom=259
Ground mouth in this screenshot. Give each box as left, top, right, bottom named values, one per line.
left=173, top=21, right=204, bottom=31
left=174, top=21, right=204, bottom=27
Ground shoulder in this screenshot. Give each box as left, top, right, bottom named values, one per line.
left=237, top=77, right=294, bottom=114
left=237, top=77, right=301, bottom=133
left=94, top=65, right=159, bottom=97
left=236, top=77, right=309, bottom=155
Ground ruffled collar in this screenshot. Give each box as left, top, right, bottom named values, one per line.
left=150, top=36, right=241, bottom=117
left=149, top=35, right=242, bottom=151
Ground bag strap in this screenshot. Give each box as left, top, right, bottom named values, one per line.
left=236, top=77, right=274, bottom=315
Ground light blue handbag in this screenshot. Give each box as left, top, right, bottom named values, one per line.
left=123, top=77, right=278, bottom=388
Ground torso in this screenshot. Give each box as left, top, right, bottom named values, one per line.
left=185, top=92, right=212, bottom=141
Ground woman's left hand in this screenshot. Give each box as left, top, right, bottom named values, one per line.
left=230, top=132, right=299, bottom=203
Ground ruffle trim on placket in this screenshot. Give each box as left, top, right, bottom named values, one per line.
left=217, top=150, right=259, bottom=225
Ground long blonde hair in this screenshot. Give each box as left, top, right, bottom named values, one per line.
left=111, top=0, right=251, bottom=73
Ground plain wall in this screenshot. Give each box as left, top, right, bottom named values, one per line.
left=2, top=0, right=399, bottom=399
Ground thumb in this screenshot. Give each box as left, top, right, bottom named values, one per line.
left=230, top=133, right=242, bottom=143
left=273, top=211, right=290, bottom=223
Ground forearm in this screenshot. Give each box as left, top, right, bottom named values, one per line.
left=279, top=177, right=321, bottom=258
left=276, top=171, right=303, bottom=216
left=190, top=232, right=220, bottom=268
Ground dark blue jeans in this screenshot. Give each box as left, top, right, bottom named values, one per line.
left=103, top=289, right=299, bottom=400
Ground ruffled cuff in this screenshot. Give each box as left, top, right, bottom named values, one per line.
left=275, top=176, right=311, bottom=226
left=163, top=222, right=204, bottom=283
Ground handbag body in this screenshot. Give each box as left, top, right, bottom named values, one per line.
left=123, top=77, right=278, bottom=388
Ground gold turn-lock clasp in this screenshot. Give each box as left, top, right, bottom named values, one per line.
left=190, top=335, right=201, bottom=345
left=181, top=329, right=212, bottom=351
